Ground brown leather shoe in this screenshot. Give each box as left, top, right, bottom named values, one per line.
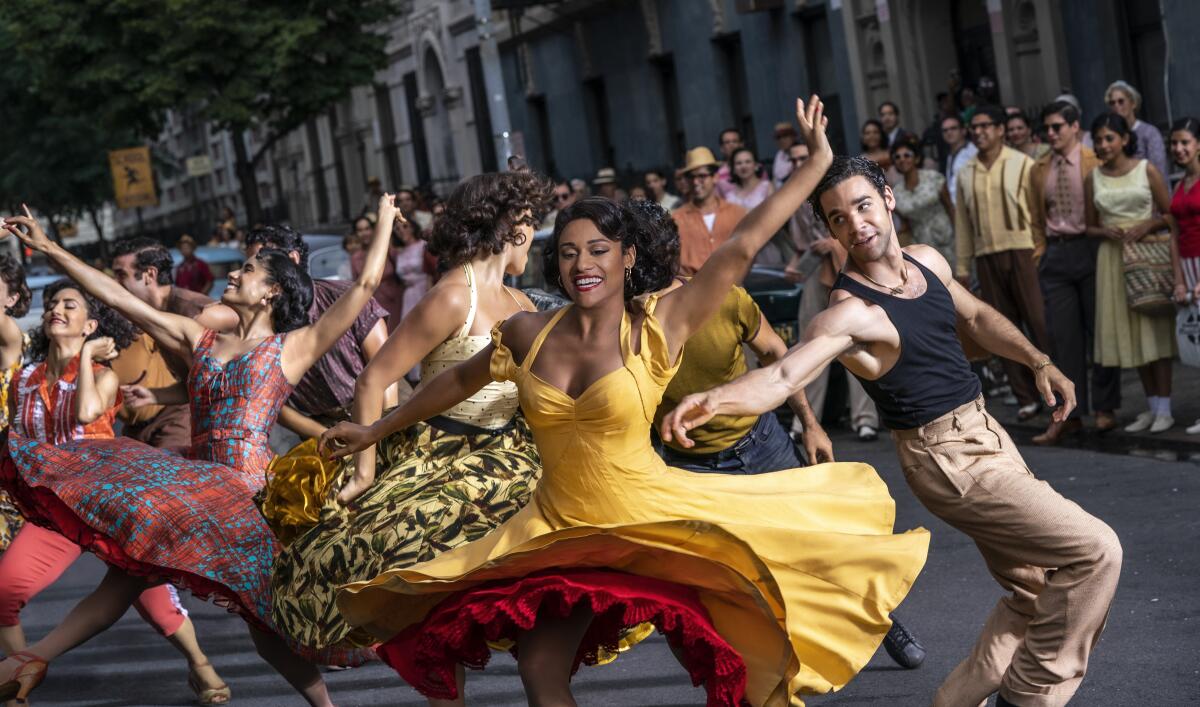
left=1032, top=418, right=1082, bottom=445
left=1094, top=411, right=1117, bottom=433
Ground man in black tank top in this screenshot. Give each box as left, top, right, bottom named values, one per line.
left=663, top=156, right=1122, bottom=707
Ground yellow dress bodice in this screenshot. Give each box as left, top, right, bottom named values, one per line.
left=339, top=296, right=930, bottom=706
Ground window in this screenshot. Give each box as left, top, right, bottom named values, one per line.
left=714, top=33, right=754, bottom=154
left=466, top=46, right=498, bottom=173
left=528, top=94, right=556, bottom=177
left=374, top=82, right=403, bottom=188
left=798, top=8, right=846, bottom=154
left=653, top=54, right=685, bottom=168
left=403, top=72, right=432, bottom=186
left=583, top=77, right=615, bottom=169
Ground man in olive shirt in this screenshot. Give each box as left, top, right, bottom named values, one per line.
left=653, top=281, right=926, bottom=669
left=109, top=238, right=239, bottom=453
left=955, top=104, right=1049, bottom=420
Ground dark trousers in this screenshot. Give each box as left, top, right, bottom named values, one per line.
left=658, top=413, right=806, bottom=474
left=1037, top=238, right=1121, bottom=418
left=122, top=403, right=192, bottom=456
left=977, top=249, right=1050, bottom=407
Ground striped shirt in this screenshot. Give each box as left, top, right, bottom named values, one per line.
left=10, top=357, right=118, bottom=444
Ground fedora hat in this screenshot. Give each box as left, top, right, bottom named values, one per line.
left=682, top=147, right=718, bottom=174
left=773, top=122, right=796, bottom=136
left=592, top=167, right=617, bottom=185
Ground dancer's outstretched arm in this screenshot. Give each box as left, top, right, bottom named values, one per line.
left=746, top=314, right=833, bottom=462
left=319, top=345, right=493, bottom=460
left=335, top=277, right=477, bottom=502
left=279, top=194, right=396, bottom=383
left=661, top=298, right=873, bottom=448
left=656, top=96, right=832, bottom=354
left=2, top=206, right=204, bottom=358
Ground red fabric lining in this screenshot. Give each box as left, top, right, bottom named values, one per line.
left=0, top=453, right=267, bottom=630
left=377, top=569, right=748, bottom=707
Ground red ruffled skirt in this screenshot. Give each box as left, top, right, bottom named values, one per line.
left=378, top=568, right=749, bottom=706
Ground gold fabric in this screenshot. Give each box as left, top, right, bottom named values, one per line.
left=258, top=439, right=340, bottom=546
left=337, top=297, right=930, bottom=705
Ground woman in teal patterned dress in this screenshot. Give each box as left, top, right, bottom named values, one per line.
left=265, top=171, right=550, bottom=651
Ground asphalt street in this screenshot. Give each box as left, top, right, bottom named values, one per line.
left=15, top=429, right=1200, bottom=706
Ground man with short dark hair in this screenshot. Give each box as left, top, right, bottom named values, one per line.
left=878, top=100, right=908, bottom=146
left=715, top=127, right=743, bottom=190
left=542, top=181, right=577, bottom=229
left=955, top=105, right=1049, bottom=421
left=1028, top=101, right=1121, bottom=442
left=644, top=169, right=681, bottom=210
left=942, top=113, right=977, bottom=205
left=109, top=238, right=239, bottom=453
left=665, top=155, right=1121, bottom=707
left=671, top=147, right=747, bottom=275
left=771, top=122, right=797, bottom=187
left=243, top=226, right=397, bottom=439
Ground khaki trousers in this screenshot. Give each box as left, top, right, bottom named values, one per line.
left=894, top=397, right=1121, bottom=707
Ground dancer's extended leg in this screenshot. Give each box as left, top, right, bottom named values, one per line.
left=516, top=603, right=594, bottom=707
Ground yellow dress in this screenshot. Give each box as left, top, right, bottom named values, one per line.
left=338, top=297, right=929, bottom=705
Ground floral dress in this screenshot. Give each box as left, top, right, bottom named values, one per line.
left=892, top=169, right=955, bottom=263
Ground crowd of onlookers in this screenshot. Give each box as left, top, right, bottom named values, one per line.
left=522, top=78, right=1200, bottom=444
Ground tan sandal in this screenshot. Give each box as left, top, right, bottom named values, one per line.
left=187, top=662, right=231, bottom=705
left=0, top=651, right=47, bottom=704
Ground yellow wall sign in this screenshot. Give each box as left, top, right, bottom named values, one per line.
left=108, top=147, right=158, bottom=209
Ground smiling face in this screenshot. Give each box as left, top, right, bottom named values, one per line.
left=861, top=123, right=883, bottom=151
left=732, top=151, right=757, bottom=181
left=687, top=167, right=716, bottom=203
left=1092, top=126, right=1128, bottom=164
left=110, top=252, right=156, bottom=304
left=222, top=255, right=281, bottom=309
left=43, top=287, right=96, bottom=341
left=1005, top=117, right=1030, bottom=147
left=1170, top=129, right=1199, bottom=169
left=1043, top=112, right=1079, bottom=154
left=556, top=219, right=634, bottom=308
left=818, top=175, right=897, bottom=264
left=969, top=113, right=1005, bottom=153
left=891, top=145, right=917, bottom=175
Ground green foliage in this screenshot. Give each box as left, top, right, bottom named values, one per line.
left=1, top=0, right=396, bottom=221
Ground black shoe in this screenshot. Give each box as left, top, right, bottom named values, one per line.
left=996, top=694, right=1020, bottom=707
left=882, top=615, right=925, bottom=669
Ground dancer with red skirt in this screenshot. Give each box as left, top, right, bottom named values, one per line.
left=0, top=196, right=397, bottom=705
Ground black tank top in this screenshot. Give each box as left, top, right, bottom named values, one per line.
left=831, top=253, right=981, bottom=430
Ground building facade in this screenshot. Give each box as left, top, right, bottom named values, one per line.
left=113, top=0, right=1200, bottom=239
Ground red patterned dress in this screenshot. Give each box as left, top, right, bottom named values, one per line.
left=0, top=331, right=371, bottom=664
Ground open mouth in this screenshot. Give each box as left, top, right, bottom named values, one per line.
left=852, top=234, right=877, bottom=249
left=573, top=275, right=603, bottom=292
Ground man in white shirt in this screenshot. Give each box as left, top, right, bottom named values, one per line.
left=942, top=114, right=978, bottom=205
left=771, top=122, right=797, bottom=187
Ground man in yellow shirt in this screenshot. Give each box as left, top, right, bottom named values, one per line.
left=652, top=281, right=927, bottom=669
left=955, top=104, right=1049, bottom=421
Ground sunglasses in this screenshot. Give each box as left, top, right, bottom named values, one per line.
left=970, top=121, right=999, bottom=131
left=893, top=151, right=916, bottom=160
left=1045, top=122, right=1069, bottom=133
left=688, top=172, right=714, bottom=181
left=1107, top=97, right=1128, bottom=106
left=554, top=192, right=571, bottom=201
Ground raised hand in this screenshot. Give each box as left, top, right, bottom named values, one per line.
left=796, top=95, right=831, bottom=166
left=378, top=192, right=399, bottom=224
left=82, top=336, right=119, bottom=362
left=1, top=205, right=55, bottom=253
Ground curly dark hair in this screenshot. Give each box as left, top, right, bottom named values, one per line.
left=1091, top=112, right=1139, bottom=157
left=255, top=248, right=313, bottom=332
left=428, top=171, right=553, bottom=268
left=810, top=155, right=889, bottom=226
left=0, top=254, right=32, bottom=318
left=245, top=225, right=310, bottom=269
left=542, top=197, right=678, bottom=301
left=860, top=119, right=890, bottom=151
left=111, top=237, right=175, bottom=285
left=27, top=279, right=138, bottom=362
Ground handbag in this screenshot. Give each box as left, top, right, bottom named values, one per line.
left=1177, top=302, right=1200, bottom=368
left=1121, top=231, right=1174, bottom=315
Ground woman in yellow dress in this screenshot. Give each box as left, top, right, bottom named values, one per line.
left=320, top=96, right=930, bottom=706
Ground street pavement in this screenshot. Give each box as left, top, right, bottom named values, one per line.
left=14, top=428, right=1200, bottom=706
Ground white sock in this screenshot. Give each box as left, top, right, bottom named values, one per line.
left=1147, top=396, right=1161, bottom=415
